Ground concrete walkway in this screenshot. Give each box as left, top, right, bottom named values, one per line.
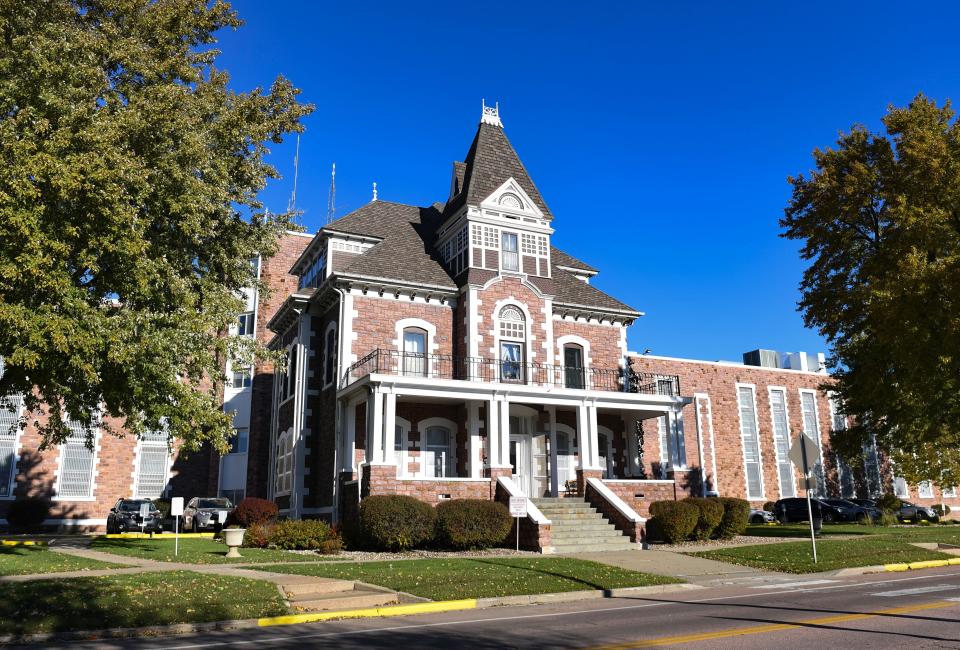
left=569, top=549, right=787, bottom=587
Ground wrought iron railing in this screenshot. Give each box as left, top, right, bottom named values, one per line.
left=342, top=349, right=681, bottom=396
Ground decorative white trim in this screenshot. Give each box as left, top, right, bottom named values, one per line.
left=491, top=298, right=536, bottom=369
left=556, top=334, right=592, bottom=368
left=798, top=388, right=827, bottom=489
left=52, top=418, right=102, bottom=502
left=416, top=416, right=458, bottom=478
left=587, top=477, right=645, bottom=523
left=735, top=383, right=765, bottom=501
left=767, top=386, right=796, bottom=499
left=0, top=394, right=24, bottom=500
left=394, top=416, right=411, bottom=478
left=631, top=353, right=828, bottom=376
left=479, top=177, right=545, bottom=220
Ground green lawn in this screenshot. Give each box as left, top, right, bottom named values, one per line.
left=0, top=571, right=287, bottom=637
left=0, top=546, right=124, bottom=576
left=693, top=538, right=953, bottom=573
left=259, top=557, right=680, bottom=601
left=746, top=523, right=960, bottom=544
left=90, top=537, right=334, bottom=564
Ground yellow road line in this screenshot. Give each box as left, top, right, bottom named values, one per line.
left=586, top=600, right=959, bottom=648
left=257, top=599, right=478, bottom=627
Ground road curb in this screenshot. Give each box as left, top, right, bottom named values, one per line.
left=101, top=532, right=215, bottom=539
left=833, top=557, right=960, bottom=576
left=0, top=539, right=47, bottom=546
left=0, top=581, right=699, bottom=642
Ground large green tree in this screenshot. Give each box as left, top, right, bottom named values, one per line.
left=782, top=94, right=960, bottom=487
left=0, top=0, right=311, bottom=451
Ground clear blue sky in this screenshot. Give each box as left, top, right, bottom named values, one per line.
left=216, top=1, right=958, bottom=361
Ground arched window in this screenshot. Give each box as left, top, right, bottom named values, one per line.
left=498, top=306, right=525, bottom=382
left=324, top=327, right=337, bottom=386
left=402, top=327, right=427, bottom=376
left=563, top=344, right=585, bottom=389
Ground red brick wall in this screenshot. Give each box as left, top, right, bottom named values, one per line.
left=629, top=355, right=838, bottom=503
left=352, top=297, right=455, bottom=360
left=475, top=276, right=547, bottom=363
left=552, top=319, right=623, bottom=370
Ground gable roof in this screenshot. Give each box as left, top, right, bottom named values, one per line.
left=551, top=247, right=598, bottom=274
left=326, top=201, right=457, bottom=290
left=443, top=122, right=552, bottom=220
left=550, top=250, right=639, bottom=316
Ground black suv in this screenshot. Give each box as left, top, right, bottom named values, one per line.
left=774, top=497, right=824, bottom=523
left=820, top=499, right=875, bottom=523
left=106, top=498, right=163, bottom=534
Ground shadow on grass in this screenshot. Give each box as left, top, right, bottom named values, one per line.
left=470, top=558, right=666, bottom=594
left=745, top=524, right=880, bottom=539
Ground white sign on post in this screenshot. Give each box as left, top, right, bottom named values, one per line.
left=170, top=497, right=184, bottom=556
left=139, top=503, right=151, bottom=537
left=789, top=432, right=820, bottom=564
left=509, top=497, right=527, bottom=552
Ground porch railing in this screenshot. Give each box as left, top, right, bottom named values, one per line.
left=342, top=349, right=680, bottom=396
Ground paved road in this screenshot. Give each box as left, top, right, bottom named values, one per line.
left=41, top=567, right=960, bottom=649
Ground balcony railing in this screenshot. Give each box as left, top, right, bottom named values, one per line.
left=342, top=349, right=681, bottom=396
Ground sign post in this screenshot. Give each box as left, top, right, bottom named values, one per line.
left=789, top=433, right=820, bottom=564
left=170, top=497, right=184, bottom=557
left=509, top=496, right=528, bottom=552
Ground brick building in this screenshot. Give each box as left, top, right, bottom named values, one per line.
left=2, top=105, right=954, bottom=535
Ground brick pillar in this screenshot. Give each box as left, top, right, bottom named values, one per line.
left=576, top=469, right=603, bottom=496
left=488, top=467, right=512, bottom=499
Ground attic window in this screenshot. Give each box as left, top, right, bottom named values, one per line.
left=499, top=193, right=523, bottom=210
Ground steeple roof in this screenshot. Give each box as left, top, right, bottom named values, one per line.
left=443, top=121, right=553, bottom=220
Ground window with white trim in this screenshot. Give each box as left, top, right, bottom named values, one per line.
left=441, top=226, right=469, bottom=276
left=275, top=431, right=293, bottom=495
left=0, top=392, right=22, bottom=498
left=57, top=417, right=98, bottom=499
left=918, top=481, right=934, bottom=499
left=737, top=386, right=764, bottom=499
left=893, top=476, right=909, bottom=498
left=424, top=426, right=455, bottom=478
left=863, top=436, right=883, bottom=497
left=228, top=427, right=248, bottom=454
left=942, top=486, right=957, bottom=498
left=237, top=312, right=255, bottom=337
left=799, top=391, right=826, bottom=497
left=402, top=327, right=427, bottom=376
left=768, top=389, right=796, bottom=498
left=134, top=427, right=170, bottom=498
left=232, top=366, right=252, bottom=389
left=498, top=306, right=525, bottom=382
left=299, top=250, right=327, bottom=289
left=501, top=232, right=519, bottom=271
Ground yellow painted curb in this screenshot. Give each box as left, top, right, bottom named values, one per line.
left=257, top=599, right=478, bottom=627
left=948, top=558, right=960, bottom=566
left=101, top=533, right=215, bottom=539
left=884, top=557, right=960, bottom=572
left=907, top=559, right=949, bottom=570
left=883, top=563, right=910, bottom=572
left=0, top=540, right=47, bottom=546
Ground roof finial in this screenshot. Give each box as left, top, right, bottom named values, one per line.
left=480, top=98, right=503, bottom=127
left=372, top=181, right=378, bottom=202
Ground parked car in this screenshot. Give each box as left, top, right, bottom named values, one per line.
left=181, top=497, right=234, bottom=532
left=846, top=498, right=884, bottom=521
left=820, top=499, right=875, bottom=523
left=749, top=508, right=776, bottom=524
left=775, top=497, right=823, bottom=524
left=106, top=498, right=163, bottom=534
left=898, top=501, right=940, bottom=523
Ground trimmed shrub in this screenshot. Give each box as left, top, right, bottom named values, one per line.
left=227, top=497, right=278, bottom=528
left=243, top=522, right=271, bottom=548
left=875, top=493, right=902, bottom=513
left=647, top=500, right=698, bottom=543
left=436, top=499, right=512, bottom=550
left=153, top=498, right=171, bottom=521
left=715, top=497, right=751, bottom=539
left=6, top=498, right=51, bottom=532
left=762, top=501, right=776, bottom=513
left=683, top=497, right=724, bottom=541
left=269, top=519, right=338, bottom=551
left=360, top=495, right=436, bottom=551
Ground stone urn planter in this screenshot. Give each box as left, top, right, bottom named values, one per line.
left=223, top=527, right=246, bottom=558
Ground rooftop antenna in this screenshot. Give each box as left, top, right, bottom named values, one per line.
left=287, top=134, right=301, bottom=217
left=326, top=162, right=336, bottom=224
left=372, top=181, right=378, bottom=202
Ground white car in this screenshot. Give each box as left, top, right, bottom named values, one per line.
left=181, top=497, right=234, bottom=532
left=749, top=508, right=777, bottom=524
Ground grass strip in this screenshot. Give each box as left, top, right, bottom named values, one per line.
left=0, top=570, right=287, bottom=636
left=90, top=537, right=334, bottom=564
left=0, top=546, right=123, bottom=576
left=693, top=537, right=953, bottom=573
left=258, top=557, right=680, bottom=601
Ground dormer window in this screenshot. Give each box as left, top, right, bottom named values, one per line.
left=501, top=232, right=519, bottom=271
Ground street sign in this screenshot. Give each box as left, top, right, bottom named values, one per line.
left=170, top=497, right=184, bottom=516
left=170, top=497, right=184, bottom=556
left=139, top=502, right=151, bottom=518
left=789, top=433, right=819, bottom=475
left=509, top=496, right=528, bottom=518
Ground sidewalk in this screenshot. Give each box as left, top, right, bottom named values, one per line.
left=570, top=549, right=785, bottom=587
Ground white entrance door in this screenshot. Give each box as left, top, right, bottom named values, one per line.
left=509, top=433, right=531, bottom=495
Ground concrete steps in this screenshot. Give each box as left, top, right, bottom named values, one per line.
left=533, top=497, right=636, bottom=554
left=277, top=574, right=398, bottom=613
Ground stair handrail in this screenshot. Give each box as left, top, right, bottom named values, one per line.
left=496, top=476, right=551, bottom=525
left=585, top=477, right=645, bottom=523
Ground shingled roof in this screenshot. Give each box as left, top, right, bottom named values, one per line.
left=325, top=201, right=457, bottom=290
left=550, top=250, right=638, bottom=316
left=444, top=122, right=552, bottom=219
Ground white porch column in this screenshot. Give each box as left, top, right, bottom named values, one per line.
left=577, top=402, right=601, bottom=470
left=625, top=414, right=640, bottom=477
left=486, top=396, right=500, bottom=467
left=548, top=406, right=559, bottom=497
left=381, top=390, right=397, bottom=466
left=498, top=397, right=511, bottom=470
left=468, top=401, right=483, bottom=478
left=366, top=387, right=384, bottom=464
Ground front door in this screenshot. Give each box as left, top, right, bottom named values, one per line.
left=509, top=433, right=531, bottom=495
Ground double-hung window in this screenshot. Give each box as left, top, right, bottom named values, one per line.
left=135, top=428, right=170, bottom=498
left=918, top=481, right=934, bottom=499
left=768, top=389, right=796, bottom=498
left=237, top=312, right=255, bottom=337
left=799, top=390, right=825, bottom=496
left=228, top=427, right=248, bottom=454
left=58, top=417, right=98, bottom=499
left=501, top=232, right=519, bottom=271
left=498, top=306, right=525, bottom=382
left=232, top=366, right=252, bottom=389
left=737, top=386, right=764, bottom=500
left=402, top=328, right=427, bottom=376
